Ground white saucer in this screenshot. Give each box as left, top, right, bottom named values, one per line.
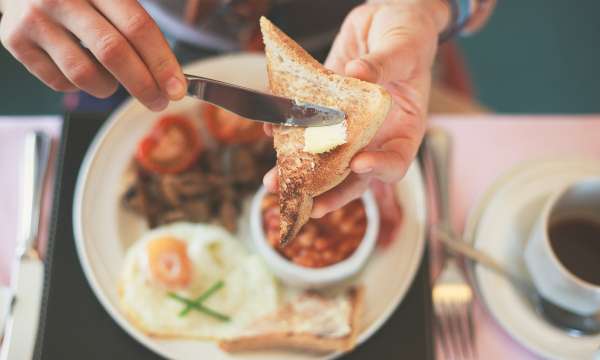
left=464, top=160, right=600, bottom=360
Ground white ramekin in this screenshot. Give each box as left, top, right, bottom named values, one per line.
left=250, top=186, right=380, bottom=289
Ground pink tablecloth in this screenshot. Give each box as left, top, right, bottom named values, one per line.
left=2, top=114, right=600, bottom=359
left=0, top=116, right=61, bottom=286
left=432, top=115, right=600, bottom=360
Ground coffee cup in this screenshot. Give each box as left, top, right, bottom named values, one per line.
left=524, top=177, right=600, bottom=316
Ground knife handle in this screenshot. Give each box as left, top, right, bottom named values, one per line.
left=17, top=131, right=51, bottom=260
left=422, top=127, right=453, bottom=233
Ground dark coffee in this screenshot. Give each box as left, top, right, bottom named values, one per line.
left=549, top=216, right=600, bottom=286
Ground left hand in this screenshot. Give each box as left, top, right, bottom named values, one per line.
left=264, top=0, right=449, bottom=217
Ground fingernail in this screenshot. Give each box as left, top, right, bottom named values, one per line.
left=149, top=96, right=168, bottom=112
left=263, top=176, right=274, bottom=189
left=354, top=167, right=373, bottom=174
left=166, top=76, right=185, bottom=98
left=263, top=170, right=277, bottom=190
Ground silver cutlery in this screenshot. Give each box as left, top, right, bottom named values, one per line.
left=423, top=127, right=476, bottom=360
left=438, top=224, right=600, bottom=336
left=185, top=74, right=345, bottom=127
left=0, top=131, right=51, bottom=360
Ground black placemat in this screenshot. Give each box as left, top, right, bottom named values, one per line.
left=35, top=112, right=434, bottom=360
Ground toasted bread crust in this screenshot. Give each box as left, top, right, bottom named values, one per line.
left=260, top=17, right=391, bottom=244
left=218, top=286, right=364, bottom=353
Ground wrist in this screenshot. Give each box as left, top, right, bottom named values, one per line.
left=366, top=0, right=451, bottom=35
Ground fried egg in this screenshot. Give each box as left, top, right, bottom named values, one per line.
left=119, top=222, right=280, bottom=340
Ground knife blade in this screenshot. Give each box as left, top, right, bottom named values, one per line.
left=0, top=131, right=51, bottom=360
left=185, top=74, right=345, bottom=127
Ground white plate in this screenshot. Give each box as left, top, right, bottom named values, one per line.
left=73, top=53, right=427, bottom=360
left=464, top=160, right=600, bottom=360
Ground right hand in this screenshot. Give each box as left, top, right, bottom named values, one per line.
left=0, top=0, right=187, bottom=111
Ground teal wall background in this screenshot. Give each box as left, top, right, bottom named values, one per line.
left=0, top=37, right=63, bottom=115
left=1, top=0, right=599, bottom=115
left=459, top=0, right=600, bottom=114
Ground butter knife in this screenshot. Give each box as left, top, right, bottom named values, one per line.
left=185, top=74, right=345, bottom=127
left=0, top=131, right=51, bottom=360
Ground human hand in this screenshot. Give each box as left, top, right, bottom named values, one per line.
left=264, top=0, right=449, bottom=217
left=0, top=0, right=186, bottom=111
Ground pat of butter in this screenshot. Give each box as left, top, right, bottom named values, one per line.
left=303, top=121, right=347, bottom=154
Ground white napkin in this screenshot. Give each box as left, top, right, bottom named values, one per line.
left=0, top=286, right=10, bottom=343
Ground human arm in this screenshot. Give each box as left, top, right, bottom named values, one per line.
left=264, top=0, right=452, bottom=216
left=0, top=0, right=187, bottom=111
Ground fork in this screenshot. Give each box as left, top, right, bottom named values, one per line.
left=422, top=128, right=476, bottom=360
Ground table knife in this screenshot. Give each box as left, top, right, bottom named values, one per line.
left=185, top=74, right=345, bottom=127
left=0, top=131, right=51, bottom=360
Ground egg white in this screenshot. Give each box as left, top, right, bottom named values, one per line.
left=119, top=222, right=280, bottom=340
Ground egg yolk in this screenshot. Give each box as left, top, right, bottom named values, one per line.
left=147, top=237, right=192, bottom=289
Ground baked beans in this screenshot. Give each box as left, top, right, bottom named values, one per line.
left=261, top=193, right=367, bottom=268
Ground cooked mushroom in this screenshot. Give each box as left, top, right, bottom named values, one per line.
left=231, top=148, right=258, bottom=183
left=156, top=209, right=188, bottom=225
left=160, top=170, right=212, bottom=207
left=182, top=199, right=212, bottom=223
left=122, top=184, right=146, bottom=214
left=219, top=200, right=238, bottom=232
left=122, top=128, right=276, bottom=233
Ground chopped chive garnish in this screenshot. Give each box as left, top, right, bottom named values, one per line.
left=167, top=280, right=230, bottom=322
left=180, top=281, right=224, bottom=316
left=167, top=293, right=230, bottom=322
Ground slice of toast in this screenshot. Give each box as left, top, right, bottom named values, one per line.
left=260, top=17, right=391, bottom=245
left=219, top=286, right=364, bottom=353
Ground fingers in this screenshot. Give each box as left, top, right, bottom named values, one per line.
left=344, top=58, right=381, bottom=84
left=1, top=34, right=76, bottom=92
left=323, top=6, right=361, bottom=74
left=263, top=123, right=273, bottom=136
left=263, top=167, right=278, bottom=192
left=263, top=167, right=371, bottom=220
left=1, top=0, right=182, bottom=109
left=26, top=12, right=118, bottom=98
left=345, top=40, right=416, bottom=85
left=351, top=150, right=408, bottom=184
left=312, top=174, right=371, bottom=218
left=90, top=0, right=186, bottom=100
left=264, top=166, right=375, bottom=219
left=45, top=0, right=168, bottom=110
left=344, top=5, right=438, bottom=85
left=351, top=134, right=421, bottom=183
left=324, top=30, right=354, bottom=74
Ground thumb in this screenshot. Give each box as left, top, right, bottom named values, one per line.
left=345, top=32, right=418, bottom=84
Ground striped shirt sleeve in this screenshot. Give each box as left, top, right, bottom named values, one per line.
left=446, top=0, right=497, bottom=37
left=461, top=0, right=497, bottom=35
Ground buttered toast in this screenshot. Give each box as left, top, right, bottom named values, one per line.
left=260, top=17, right=391, bottom=245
